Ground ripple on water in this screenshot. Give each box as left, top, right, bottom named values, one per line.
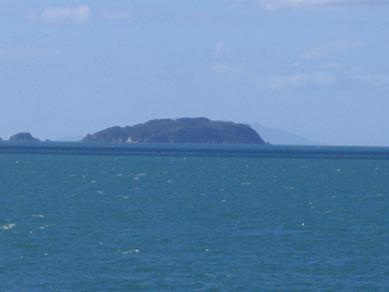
left=30, top=224, right=50, bottom=234
left=133, top=173, right=147, bottom=181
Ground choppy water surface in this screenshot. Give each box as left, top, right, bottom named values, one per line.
left=1, top=147, right=389, bottom=290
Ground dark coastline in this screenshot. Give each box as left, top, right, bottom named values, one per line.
left=2, top=141, right=389, bottom=159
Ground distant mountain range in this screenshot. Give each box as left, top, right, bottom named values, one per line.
left=250, top=123, right=320, bottom=145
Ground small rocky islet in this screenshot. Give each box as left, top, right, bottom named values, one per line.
left=9, top=132, right=40, bottom=142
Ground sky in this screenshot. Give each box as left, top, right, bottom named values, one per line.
left=0, top=0, right=389, bottom=145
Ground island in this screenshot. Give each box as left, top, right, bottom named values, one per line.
left=9, top=132, right=40, bottom=142
left=82, top=118, right=265, bottom=144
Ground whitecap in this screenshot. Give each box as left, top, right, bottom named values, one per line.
left=1, top=223, right=15, bottom=230
left=135, top=173, right=146, bottom=178
left=30, top=224, right=50, bottom=233
left=121, top=248, right=140, bottom=255
left=32, top=215, right=45, bottom=218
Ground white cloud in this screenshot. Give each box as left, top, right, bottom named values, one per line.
left=213, top=41, right=234, bottom=57
left=318, top=62, right=344, bottom=69
left=209, top=39, right=387, bottom=89
left=257, top=72, right=336, bottom=88
left=301, top=40, right=362, bottom=61
left=30, top=5, right=91, bottom=23
left=254, top=70, right=389, bottom=89
left=211, top=63, right=241, bottom=75
left=353, top=72, right=389, bottom=86
left=0, top=45, right=60, bottom=58
left=211, top=62, right=389, bottom=89
left=240, top=0, right=389, bottom=10
left=100, top=11, right=133, bottom=21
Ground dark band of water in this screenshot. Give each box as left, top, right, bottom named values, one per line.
left=1, top=142, right=389, bottom=159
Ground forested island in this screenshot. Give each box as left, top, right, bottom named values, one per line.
left=83, top=118, right=265, bottom=145
left=4, top=118, right=265, bottom=145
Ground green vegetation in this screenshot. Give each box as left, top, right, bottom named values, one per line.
left=83, top=118, right=265, bottom=144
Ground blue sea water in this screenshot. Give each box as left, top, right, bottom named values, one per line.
left=1, top=144, right=389, bottom=290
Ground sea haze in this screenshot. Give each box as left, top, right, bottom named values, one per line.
left=1, top=145, right=389, bottom=290
left=250, top=123, right=320, bottom=145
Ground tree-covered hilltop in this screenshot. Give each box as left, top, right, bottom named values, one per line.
left=83, top=118, right=265, bottom=145
left=9, top=132, right=39, bottom=142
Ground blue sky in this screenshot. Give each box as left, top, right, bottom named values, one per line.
left=1, top=0, right=389, bottom=145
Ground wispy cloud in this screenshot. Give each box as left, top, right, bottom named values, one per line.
left=30, top=5, right=91, bottom=23
left=213, top=41, right=234, bottom=58
left=0, top=45, right=60, bottom=58
left=253, top=69, right=389, bottom=89
left=353, top=72, right=389, bottom=86
left=256, top=72, right=336, bottom=88
left=211, top=63, right=241, bottom=75
left=301, top=40, right=362, bottom=61
left=208, top=37, right=387, bottom=90
left=100, top=10, right=133, bottom=21
left=239, top=0, right=389, bottom=10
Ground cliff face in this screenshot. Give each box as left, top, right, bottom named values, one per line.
left=83, top=118, right=265, bottom=145
left=9, top=132, right=39, bottom=142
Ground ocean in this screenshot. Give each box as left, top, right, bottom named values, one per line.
left=1, top=143, right=389, bottom=290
